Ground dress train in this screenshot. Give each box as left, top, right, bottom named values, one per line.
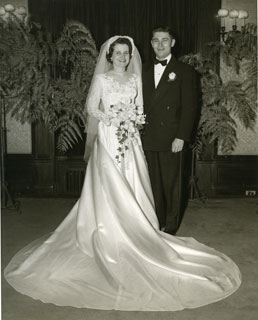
left=4, top=138, right=241, bottom=311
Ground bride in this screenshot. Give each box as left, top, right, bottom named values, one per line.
left=4, top=35, right=241, bottom=311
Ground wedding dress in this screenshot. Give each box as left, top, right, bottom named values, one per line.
left=4, top=72, right=241, bottom=311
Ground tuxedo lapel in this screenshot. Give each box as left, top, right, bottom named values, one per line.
left=153, top=56, right=177, bottom=101
left=143, top=64, right=155, bottom=113
left=146, top=64, right=155, bottom=93
left=145, top=57, right=178, bottom=115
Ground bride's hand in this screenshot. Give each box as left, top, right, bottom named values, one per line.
left=109, top=118, right=121, bottom=127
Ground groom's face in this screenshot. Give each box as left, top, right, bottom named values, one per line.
left=151, top=31, right=175, bottom=60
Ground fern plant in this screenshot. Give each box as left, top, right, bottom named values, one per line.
left=180, top=23, right=257, bottom=155
left=0, top=14, right=98, bottom=152
left=54, top=20, right=98, bottom=151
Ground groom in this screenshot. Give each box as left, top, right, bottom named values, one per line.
left=142, top=26, right=198, bottom=235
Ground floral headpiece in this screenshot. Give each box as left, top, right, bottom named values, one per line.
left=106, top=35, right=135, bottom=55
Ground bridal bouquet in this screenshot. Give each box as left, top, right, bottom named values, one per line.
left=106, top=102, right=145, bottom=163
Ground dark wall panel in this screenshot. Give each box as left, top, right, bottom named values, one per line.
left=28, top=0, right=220, bottom=61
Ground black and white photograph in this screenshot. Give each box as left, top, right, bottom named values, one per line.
left=1, top=0, right=257, bottom=319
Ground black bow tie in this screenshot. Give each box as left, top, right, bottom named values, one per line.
left=154, top=58, right=167, bottom=66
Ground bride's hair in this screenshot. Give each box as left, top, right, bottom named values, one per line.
left=106, top=37, right=133, bottom=63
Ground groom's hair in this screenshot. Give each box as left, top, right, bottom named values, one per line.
left=106, top=37, right=133, bottom=63
left=152, top=26, right=174, bottom=40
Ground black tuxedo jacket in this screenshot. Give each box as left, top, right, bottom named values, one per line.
left=142, top=56, right=198, bottom=151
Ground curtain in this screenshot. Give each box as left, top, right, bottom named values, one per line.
left=28, top=0, right=221, bottom=61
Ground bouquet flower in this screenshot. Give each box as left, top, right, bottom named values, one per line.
left=106, top=102, right=145, bottom=163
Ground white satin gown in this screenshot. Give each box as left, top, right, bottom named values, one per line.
left=4, top=73, right=241, bottom=311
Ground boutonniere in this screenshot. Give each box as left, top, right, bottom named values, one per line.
left=168, top=72, right=176, bottom=82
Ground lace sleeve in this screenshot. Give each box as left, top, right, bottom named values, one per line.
left=86, top=75, right=110, bottom=125
left=135, top=74, right=144, bottom=114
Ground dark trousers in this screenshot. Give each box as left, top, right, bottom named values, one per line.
left=144, top=150, right=184, bottom=234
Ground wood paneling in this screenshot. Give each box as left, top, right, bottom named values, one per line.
left=6, top=154, right=34, bottom=195
left=196, top=156, right=258, bottom=197
left=33, top=160, right=55, bottom=195
left=55, top=158, right=86, bottom=196
left=32, top=123, right=55, bottom=195
left=33, top=123, right=54, bottom=159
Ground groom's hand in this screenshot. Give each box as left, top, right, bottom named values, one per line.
left=171, top=138, right=184, bottom=153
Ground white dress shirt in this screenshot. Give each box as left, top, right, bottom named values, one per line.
left=154, top=54, right=172, bottom=88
